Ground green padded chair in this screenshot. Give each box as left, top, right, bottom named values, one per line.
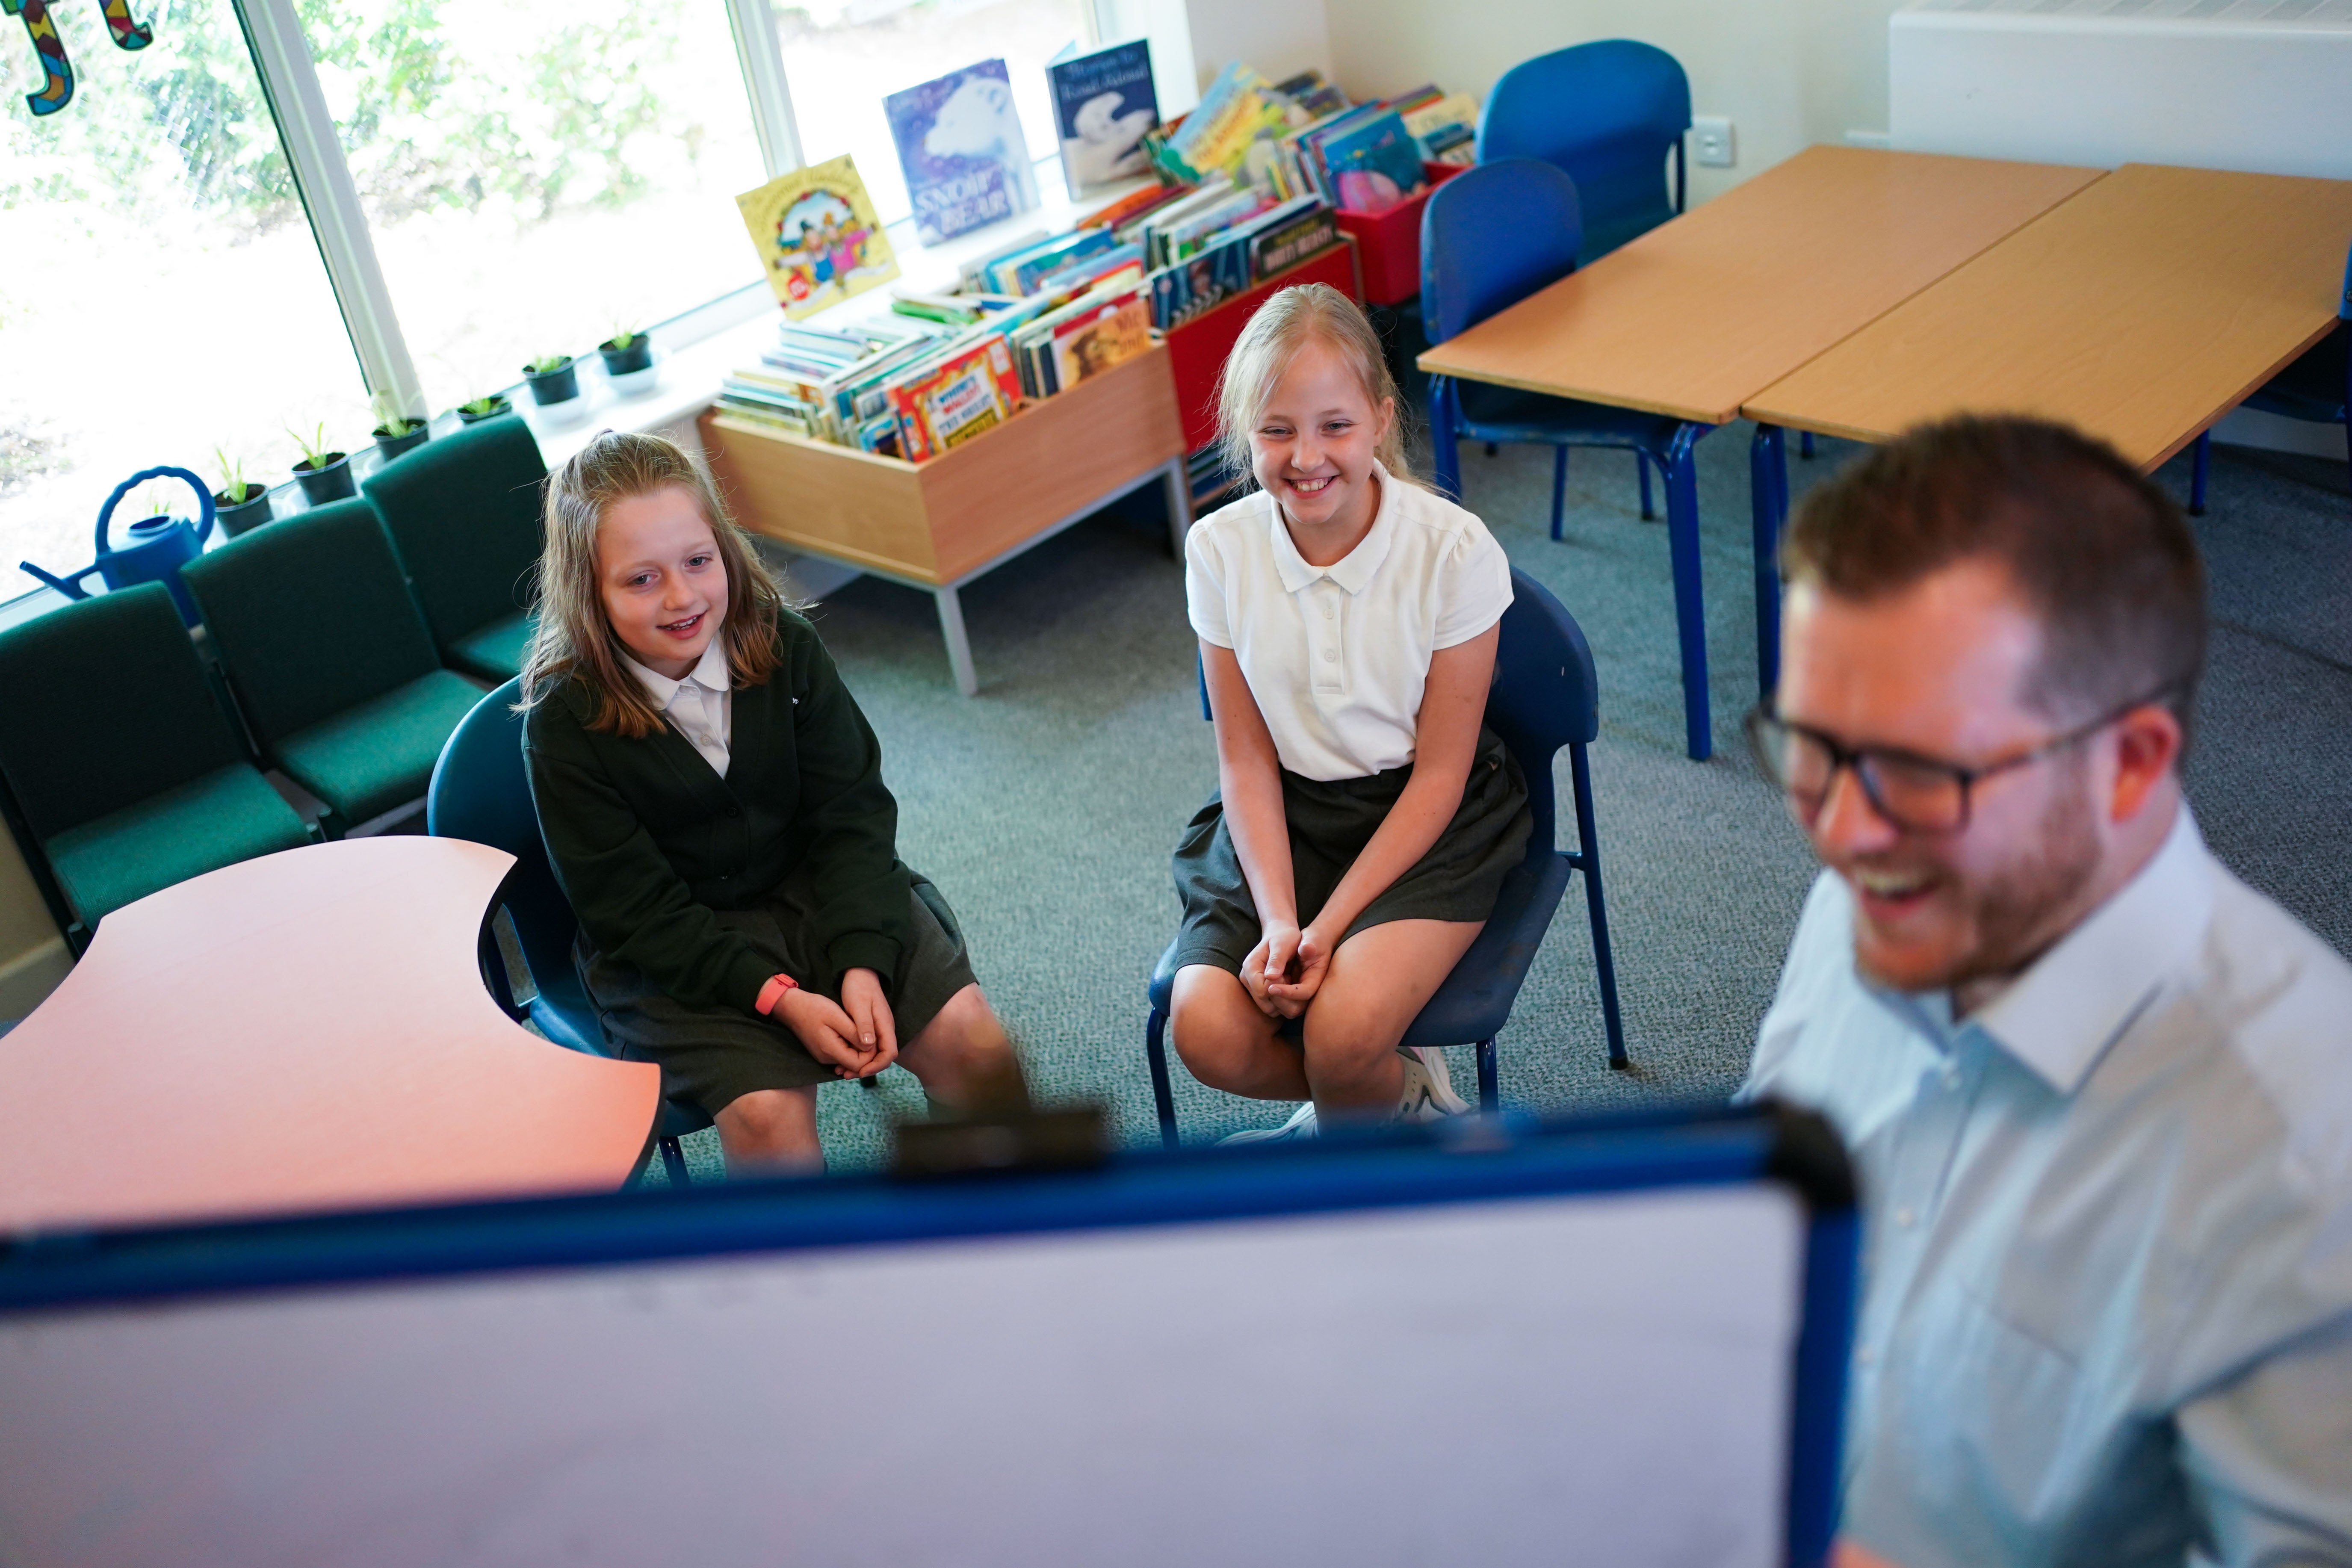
left=180, top=498, right=488, bottom=835
left=0, top=582, right=315, bottom=944
left=361, top=413, right=548, bottom=682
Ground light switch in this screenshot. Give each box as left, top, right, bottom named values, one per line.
left=1691, top=116, right=1735, bottom=168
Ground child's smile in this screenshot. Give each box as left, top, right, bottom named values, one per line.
left=598, top=484, right=731, bottom=680
left=1250, top=340, right=1391, bottom=566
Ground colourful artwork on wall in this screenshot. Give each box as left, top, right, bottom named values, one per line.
left=5, top=0, right=153, bottom=118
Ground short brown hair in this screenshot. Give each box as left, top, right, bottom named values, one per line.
left=1782, top=415, right=2207, bottom=741
left=518, top=430, right=789, bottom=738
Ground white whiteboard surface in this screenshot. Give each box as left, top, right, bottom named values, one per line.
left=0, top=1184, right=1804, bottom=1568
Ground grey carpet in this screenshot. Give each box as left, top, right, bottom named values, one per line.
left=656, top=427, right=2351, bottom=1179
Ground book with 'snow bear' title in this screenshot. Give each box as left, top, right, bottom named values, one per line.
left=886, top=59, right=1042, bottom=245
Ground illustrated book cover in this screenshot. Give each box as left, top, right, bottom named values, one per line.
left=885, top=59, right=1041, bottom=245
left=1048, top=40, right=1158, bottom=197
left=736, top=156, right=899, bottom=319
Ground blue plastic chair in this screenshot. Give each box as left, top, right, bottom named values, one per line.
left=2185, top=240, right=2352, bottom=516
left=427, top=678, right=712, bottom=1185
left=1141, top=568, right=1628, bottom=1149
left=1423, top=159, right=1718, bottom=759
left=1476, top=40, right=1691, bottom=266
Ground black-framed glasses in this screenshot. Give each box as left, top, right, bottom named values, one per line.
left=1743, top=684, right=2184, bottom=834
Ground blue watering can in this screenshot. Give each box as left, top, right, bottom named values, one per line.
left=20, top=466, right=217, bottom=627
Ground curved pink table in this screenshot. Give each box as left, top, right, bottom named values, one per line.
left=0, top=837, right=660, bottom=1234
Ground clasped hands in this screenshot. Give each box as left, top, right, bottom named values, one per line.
left=770, top=966, right=897, bottom=1079
left=1240, top=921, right=1331, bottom=1020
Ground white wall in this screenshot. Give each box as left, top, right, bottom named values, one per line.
left=1321, top=0, right=1904, bottom=204
left=1184, top=0, right=1336, bottom=95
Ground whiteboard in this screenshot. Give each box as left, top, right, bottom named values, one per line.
left=0, top=1184, right=1805, bottom=1568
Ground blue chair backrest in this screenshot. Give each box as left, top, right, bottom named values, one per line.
left=1490, top=568, right=1599, bottom=860
left=2339, top=238, right=2351, bottom=321
left=426, top=677, right=579, bottom=1005
left=1477, top=40, right=1690, bottom=251
left=1421, top=159, right=1584, bottom=345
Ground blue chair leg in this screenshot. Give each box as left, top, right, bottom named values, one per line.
left=1750, top=423, right=1789, bottom=698
left=1430, top=379, right=1463, bottom=503
left=1663, top=423, right=1713, bottom=761
left=658, top=1135, right=691, bottom=1187
left=1570, top=743, right=1629, bottom=1069
left=1485, top=442, right=1500, bottom=458
left=1145, top=1004, right=1180, bottom=1150
left=1637, top=452, right=1655, bottom=520
left=1550, top=446, right=1569, bottom=541
left=2189, top=430, right=2210, bottom=517
left=1799, top=430, right=1816, bottom=461
left=1476, top=1039, right=1499, bottom=1111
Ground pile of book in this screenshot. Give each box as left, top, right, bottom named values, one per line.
left=1143, top=67, right=1478, bottom=218
left=717, top=317, right=1026, bottom=463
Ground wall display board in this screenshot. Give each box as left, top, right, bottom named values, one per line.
left=0, top=1104, right=1856, bottom=1567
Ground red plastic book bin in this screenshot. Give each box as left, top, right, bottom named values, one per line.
left=1334, top=162, right=1468, bottom=308
left=1163, top=235, right=1363, bottom=454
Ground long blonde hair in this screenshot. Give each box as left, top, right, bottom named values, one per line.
left=518, top=430, right=788, bottom=738
left=1213, top=282, right=1418, bottom=489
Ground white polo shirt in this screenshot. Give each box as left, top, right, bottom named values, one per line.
left=621, top=638, right=733, bottom=776
left=1185, top=464, right=1513, bottom=781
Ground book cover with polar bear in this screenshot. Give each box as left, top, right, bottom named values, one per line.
left=885, top=60, right=1041, bottom=246
left=1047, top=41, right=1158, bottom=198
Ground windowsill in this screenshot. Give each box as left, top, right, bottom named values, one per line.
left=0, top=161, right=1153, bottom=631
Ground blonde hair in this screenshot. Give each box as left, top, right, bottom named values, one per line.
left=1213, top=283, right=1417, bottom=488
left=518, top=430, right=789, bottom=738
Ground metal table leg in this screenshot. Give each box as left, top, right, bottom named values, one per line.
left=934, top=585, right=978, bottom=697
left=1160, top=455, right=1194, bottom=557
left=1750, top=423, right=1790, bottom=699
left=1662, top=421, right=1714, bottom=761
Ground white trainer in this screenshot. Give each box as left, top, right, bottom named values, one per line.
left=1396, top=1046, right=1470, bottom=1122
left=1220, top=1102, right=1318, bottom=1144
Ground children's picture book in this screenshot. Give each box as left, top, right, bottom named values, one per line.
left=1050, top=287, right=1152, bottom=389
left=1319, top=109, right=1427, bottom=214
left=890, top=336, right=1023, bottom=462
left=1401, top=91, right=1480, bottom=165
left=736, top=156, right=900, bottom=319
left=1047, top=40, right=1158, bottom=197
left=885, top=60, right=1041, bottom=245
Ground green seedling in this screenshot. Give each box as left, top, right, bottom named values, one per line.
left=286, top=421, right=339, bottom=470
left=459, top=395, right=509, bottom=416
left=370, top=390, right=425, bottom=437
left=527, top=354, right=572, bottom=374
left=213, top=446, right=257, bottom=505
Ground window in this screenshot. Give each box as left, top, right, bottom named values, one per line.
left=313, top=0, right=773, bottom=413
left=773, top=0, right=1097, bottom=222
left=0, top=0, right=367, bottom=599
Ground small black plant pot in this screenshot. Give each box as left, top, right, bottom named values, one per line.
left=293, top=452, right=356, bottom=505
left=457, top=398, right=513, bottom=426
left=373, top=423, right=430, bottom=462
left=213, top=486, right=273, bottom=537
left=599, top=337, right=653, bottom=376
left=523, top=359, right=581, bottom=406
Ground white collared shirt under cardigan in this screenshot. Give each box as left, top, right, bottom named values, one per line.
left=1745, top=808, right=2352, bottom=1565
left=621, top=639, right=733, bottom=776
left=1184, top=462, right=1513, bottom=782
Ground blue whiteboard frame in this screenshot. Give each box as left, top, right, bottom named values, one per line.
left=0, top=1099, right=1856, bottom=1566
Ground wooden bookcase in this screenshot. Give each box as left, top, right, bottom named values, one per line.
left=700, top=343, right=1188, bottom=696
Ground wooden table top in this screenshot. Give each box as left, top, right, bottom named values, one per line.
left=1743, top=162, right=2352, bottom=468
left=1415, top=145, right=2104, bottom=426
left=0, top=837, right=660, bottom=1234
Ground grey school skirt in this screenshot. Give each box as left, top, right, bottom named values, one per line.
left=1168, top=727, right=1531, bottom=974
left=576, top=867, right=977, bottom=1117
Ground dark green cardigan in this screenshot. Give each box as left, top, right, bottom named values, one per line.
left=523, top=609, right=911, bottom=1016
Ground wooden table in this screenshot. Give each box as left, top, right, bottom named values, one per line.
left=1418, top=146, right=2102, bottom=757
left=0, top=838, right=659, bottom=1234
left=1745, top=162, right=2352, bottom=464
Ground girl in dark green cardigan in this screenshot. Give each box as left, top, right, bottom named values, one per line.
left=520, top=432, right=1025, bottom=1173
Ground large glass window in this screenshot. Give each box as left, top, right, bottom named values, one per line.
left=312, top=0, right=773, bottom=413
left=774, top=0, right=1095, bottom=221
left=0, top=0, right=369, bottom=599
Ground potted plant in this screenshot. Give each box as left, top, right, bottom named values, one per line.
left=288, top=422, right=356, bottom=505
left=370, top=391, right=431, bottom=462
left=523, top=353, right=580, bottom=406
left=598, top=325, right=653, bottom=378
left=456, top=393, right=513, bottom=425
left=211, top=448, right=272, bottom=537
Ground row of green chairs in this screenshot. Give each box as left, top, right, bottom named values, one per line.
left=0, top=416, right=550, bottom=948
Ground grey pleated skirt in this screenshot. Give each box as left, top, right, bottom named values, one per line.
left=1168, top=727, right=1531, bottom=974
left=576, top=867, right=977, bottom=1117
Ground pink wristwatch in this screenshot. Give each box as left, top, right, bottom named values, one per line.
left=756, top=973, right=798, bottom=1015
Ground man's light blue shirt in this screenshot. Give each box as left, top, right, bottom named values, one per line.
left=1743, top=808, right=2352, bottom=1566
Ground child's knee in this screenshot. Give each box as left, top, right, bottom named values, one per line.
left=1300, top=985, right=1409, bottom=1069
left=1168, top=969, right=1260, bottom=1081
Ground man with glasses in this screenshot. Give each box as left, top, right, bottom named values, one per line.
left=1741, top=416, right=2352, bottom=1566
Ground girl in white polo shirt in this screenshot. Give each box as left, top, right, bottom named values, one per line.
left=1168, top=283, right=1530, bottom=1138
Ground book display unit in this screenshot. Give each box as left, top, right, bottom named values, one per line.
left=701, top=344, right=1188, bottom=697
